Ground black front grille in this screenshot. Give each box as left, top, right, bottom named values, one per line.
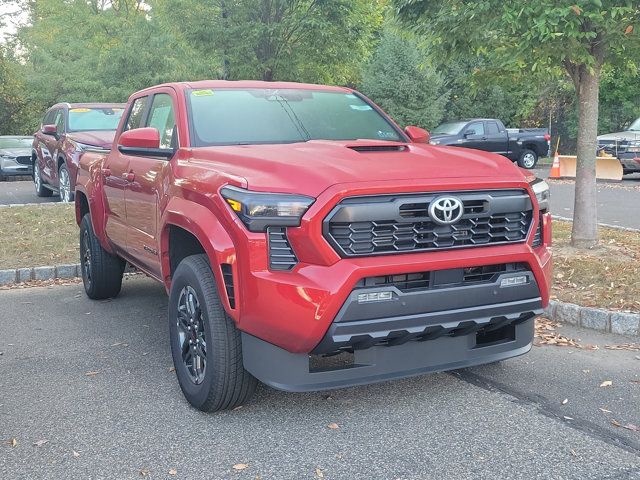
left=16, top=156, right=31, bottom=165
left=355, top=263, right=528, bottom=293
left=267, top=227, right=298, bottom=271
left=325, top=190, right=533, bottom=257
left=598, top=140, right=628, bottom=155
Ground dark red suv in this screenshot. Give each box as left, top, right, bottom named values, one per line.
left=31, top=103, right=125, bottom=202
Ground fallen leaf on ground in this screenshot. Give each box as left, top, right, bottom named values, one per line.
left=623, top=424, right=639, bottom=432
left=73, top=450, right=80, bottom=457
left=570, top=449, right=577, bottom=456
left=600, top=380, right=613, bottom=387
left=233, top=464, right=248, bottom=471
left=563, top=416, right=574, bottom=420
left=168, top=367, right=175, bottom=373
left=233, top=405, right=243, bottom=411
left=33, top=439, right=48, bottom=447
left=611, top=419, right=622, bottom=427
left=139, top=469, right=150, bottom=477
left=561, top=398, right=568, bottom=405
left=9, top=438, right=17, bottom=447
left=315, top=468, right=324, bottom=478
left=327, top=423, right=339, bottom=430
left=599, top=408, right=612, bottom=413
left=168, top=469, right=177, bottom=475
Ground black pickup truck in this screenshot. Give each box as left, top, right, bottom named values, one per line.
left=429, top=118, right=550, bottom=169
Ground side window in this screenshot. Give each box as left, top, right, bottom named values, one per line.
left=42, top=109, right=56, bottom=126
left=486, top=121, right=500, bottom=135
left=146, top=93, right=176, bottom=149
left=467, top=122, right=485, bottom=136
left=124, top=96, right=149, bottom=131
left=53, top=110, right=65, bottom=134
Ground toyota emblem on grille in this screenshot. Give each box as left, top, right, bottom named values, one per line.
left=429, top=196, right=464, bottom=225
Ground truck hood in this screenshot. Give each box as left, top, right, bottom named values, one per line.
left=428, top=134, right=460, bottom=145
left=0, top=147, right=30, bottom=157
left=597, top=130, right=640, bottom=142
left=67, top=130, right=115, bottom=148
left=191, top=140, right=525, bottom=197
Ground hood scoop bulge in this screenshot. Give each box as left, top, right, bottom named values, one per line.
left=347, top=144, right=409, bottom=153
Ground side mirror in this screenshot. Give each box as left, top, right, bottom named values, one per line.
left=404, top=126, right=430, bottom=144
left=42, top=124, right=57, bottom=136
left=464, top=129, right=476, bottom=137
left=118, top=127, right=174, bottom=158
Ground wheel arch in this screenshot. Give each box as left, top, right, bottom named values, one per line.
left=161, top=199, right=237, bottom=315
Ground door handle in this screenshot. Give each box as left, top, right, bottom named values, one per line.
left=123, top=171, right=135, bottom=182
left=101, top=168, right=111, bottom=178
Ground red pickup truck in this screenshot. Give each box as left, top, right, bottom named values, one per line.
left=75, top=81, right=552, bottom=411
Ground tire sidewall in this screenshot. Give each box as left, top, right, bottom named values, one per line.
left=519, top=150, right=538, bottom=169
left=169, top=260, right=219, bottom=409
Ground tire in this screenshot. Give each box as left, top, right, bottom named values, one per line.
left=169, top=254, right=257, bottom=412
left=79, top=213, right=125, bottom=299
left=517, top=149, right=538, bottom=169
left=58, top=162, right=74, bottom=203
left=33, top=162, right=53, bottom=197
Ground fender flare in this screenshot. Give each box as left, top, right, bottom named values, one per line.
left=160, top=197, right=236, bottom=310
left=74, top=159, right=113, bottom=254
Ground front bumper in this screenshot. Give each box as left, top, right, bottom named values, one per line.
left=0, top=158, right=32, bottom=176
left=242, top=317, right=535, bottom=392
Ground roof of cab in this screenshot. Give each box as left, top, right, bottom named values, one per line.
left=130, top=80, right=352, bottom=98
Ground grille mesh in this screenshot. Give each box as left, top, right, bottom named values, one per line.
left=325, top=190, right=533, bottom=257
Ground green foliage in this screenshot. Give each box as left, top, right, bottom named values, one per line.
left=155, top=0, right=385, bottom=84
left=360, top=28, right=447, bottom=129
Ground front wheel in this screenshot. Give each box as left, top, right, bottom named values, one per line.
left=517, top=149, right=538, bottom=169
left=34, top=162, right=53, bottom=197
left=80, top=214, right=125, bottom=299
left=58, top=163, right=74, bottom=203
left=169, top=254, right=257, bottom=412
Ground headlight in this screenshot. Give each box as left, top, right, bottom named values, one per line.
left=68, top=140, right=91, bottom=152
left=429, top=140, right=440, bottom=145
left=220, top=185, right=315, bottom=232
left=530, top=178, right=549, bottom=212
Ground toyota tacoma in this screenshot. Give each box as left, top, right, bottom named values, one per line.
left=74, top=81, right=552, bottom=411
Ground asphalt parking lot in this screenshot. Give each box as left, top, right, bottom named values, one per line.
left=1, top=276, right=639, bottom=479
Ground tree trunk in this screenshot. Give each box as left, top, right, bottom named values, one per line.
left=571, top=66, right=600, bottom=248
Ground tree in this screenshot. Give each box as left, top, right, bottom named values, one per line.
left=360, top=27, right=448, bottom=129
left=395, top=0, right=640, bottom=247
left=156, top=0, right=385, bottom=84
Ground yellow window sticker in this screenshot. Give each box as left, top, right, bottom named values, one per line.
left=70, top=108, right=92, bottom=112
left=192, top=89, right=215, bottom=97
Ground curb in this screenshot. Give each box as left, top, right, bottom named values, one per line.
left=0, top=263, right=81, bottom=285
left=551, top=215, right=640, bottom=233
left=544, top=299, right=640, bottom=337
left=0, top=202, right=65, bottom=208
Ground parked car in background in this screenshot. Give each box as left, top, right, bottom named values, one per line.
left=31, top=103, right=125, bottom=201
left=74, top=81, right=551, bottom=412
left=597, top=117, right=640, bottom=174
left=428, top=118, right=550, bottom=169
left=0, top=136, right=33, bottom=180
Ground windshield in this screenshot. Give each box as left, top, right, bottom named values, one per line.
left=628, top=118, right=640, bottom=131
left=432, top=121, right=468, bottom=135
left=186, top=88, right=403, bottom=146
left=68, top=107, right=124, bottom=132
left=0, top=137, right=32, bottom=149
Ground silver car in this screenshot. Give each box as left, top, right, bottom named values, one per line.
left=0, top=136, right=33, bottom=179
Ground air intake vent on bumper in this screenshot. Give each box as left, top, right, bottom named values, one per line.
left=267, top=227, right=298, bottom=271
left=221, top=263, right=235, bottom=308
